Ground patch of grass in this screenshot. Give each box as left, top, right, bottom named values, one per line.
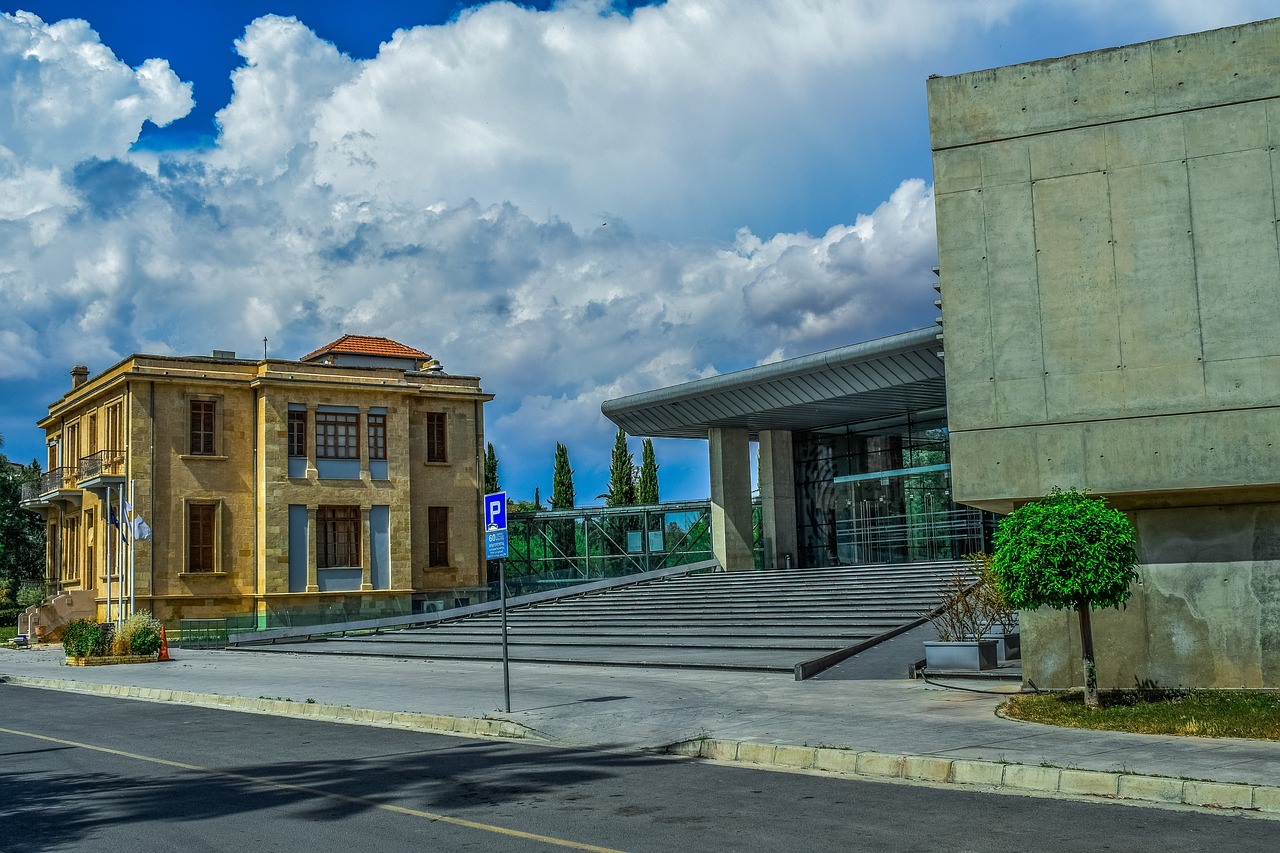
left=0, top=626, right=17, bottom=643
left=1001, top=689, right=1280, bottom=739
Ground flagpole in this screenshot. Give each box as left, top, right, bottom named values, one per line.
left=128, top=479, right=136, bottom=615
left=105, top=486, right=113, bottom=625
left=117, top=482, right=125, bottom=626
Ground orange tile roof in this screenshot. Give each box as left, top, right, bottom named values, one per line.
left=301, top=334, right=431, bottom=362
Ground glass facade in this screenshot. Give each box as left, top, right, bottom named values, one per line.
left=794, top=409, right=990, bottom=567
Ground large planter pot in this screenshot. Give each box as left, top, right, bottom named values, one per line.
left=65, top=653, right=160, bottom=667
left=980, top=631, right=1020, bottom=661
left=924, top=639, right=998, bottom=671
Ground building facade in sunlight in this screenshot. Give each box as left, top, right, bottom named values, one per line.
left=20, top=335, right=492, bottom=633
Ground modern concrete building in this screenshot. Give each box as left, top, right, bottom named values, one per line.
left=603, top=327, right=989, bottom=573
left=605, top=18, right=1280, bottom=689
left=20, top=335, right=492, bottom=635
left=928, top=18, right=1280, bottom=687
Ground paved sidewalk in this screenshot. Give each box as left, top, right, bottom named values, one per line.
left=3, top=646, right=1279, bottom=815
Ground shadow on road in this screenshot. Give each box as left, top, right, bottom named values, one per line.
left=1, top=735, right=669, bottom=851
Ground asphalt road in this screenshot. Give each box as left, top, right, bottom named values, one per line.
left=1, top=684, right=1274, bottom=853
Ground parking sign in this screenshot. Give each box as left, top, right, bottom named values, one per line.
left=485, top=491, right=507, bottom=532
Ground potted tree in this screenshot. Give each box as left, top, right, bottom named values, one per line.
left=923, top=569, right=998, bottom=671
left=972, top=552, right=1019, bottom=660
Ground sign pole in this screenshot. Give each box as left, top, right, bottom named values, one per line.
left=484, top=491, right=510, bottom=713
left=500, top=558, right=510, bottom=713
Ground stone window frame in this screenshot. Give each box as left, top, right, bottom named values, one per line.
left=185, top=500, right=222, bottom=574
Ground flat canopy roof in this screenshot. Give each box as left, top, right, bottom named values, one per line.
left=601, top=327, right=946, bottom=439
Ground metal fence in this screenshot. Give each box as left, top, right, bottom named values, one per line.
left=504, top=500, right=764, bottom=592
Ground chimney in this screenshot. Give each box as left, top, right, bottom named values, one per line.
left=70, top=365, right=90, bottom=389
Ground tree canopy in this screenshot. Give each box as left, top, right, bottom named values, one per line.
left=550, top=443, right=575, bottom=509
left=992, top=487, right=1138, bottom=708
left=604, top=428, right=636, bottom=507
left=637, top=438, right=659, bottom=504
left=0, top=437, right=46, bottom=623
left=484, top=442, right=499, bottom=495
left=992, top=488, right=1137, bottom=612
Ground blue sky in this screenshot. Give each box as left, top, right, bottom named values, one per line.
left=1, top=1, right=1275, bottom=504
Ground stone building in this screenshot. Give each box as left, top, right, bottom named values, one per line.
left=20, top=335, right=492, bottom=633
left=928, top=18, right=1280, bottom=687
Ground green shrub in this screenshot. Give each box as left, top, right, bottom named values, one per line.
left=112, top=610, right=161, bottom=656
left=62, top=619, right=113, bottom=657
left=130, top=626, right=162, bottom=655
left=0, top=607, right=21, bottom=628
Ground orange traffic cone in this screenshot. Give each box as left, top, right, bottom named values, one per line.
left=158, top=626, right=171, bottom=662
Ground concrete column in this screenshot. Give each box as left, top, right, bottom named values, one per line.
left=360, top=505, right=373, bottom=590
left=758, top=430, right=798, bottom=570
left=709, top=427, right=754, bottom=571
left=306, top=505, right=319, bottom=593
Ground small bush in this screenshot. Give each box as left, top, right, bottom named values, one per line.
left=62, top=619, right=114, bottom=657
left=0, top=607, right=21, bottom=628
left=113, top=611, right=162, bottom=656
left=16, top=584, right=46, bottom=609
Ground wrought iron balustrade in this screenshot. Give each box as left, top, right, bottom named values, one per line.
left=79, top=449, right=126, bottom=482
left=37, top=466, right=77, bottom=495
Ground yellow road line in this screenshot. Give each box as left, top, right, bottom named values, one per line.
left=0, top=725, right=627, bottom=853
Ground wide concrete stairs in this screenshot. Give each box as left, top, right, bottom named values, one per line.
left=249, top=562, right=964, bottom=677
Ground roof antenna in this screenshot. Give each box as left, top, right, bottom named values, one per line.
left=263, top=337, right=269, bottom=360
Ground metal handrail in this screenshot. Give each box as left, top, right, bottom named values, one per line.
left=38, top=467, right=77, bottom=495
left=79, top=449, right=126, bottom=481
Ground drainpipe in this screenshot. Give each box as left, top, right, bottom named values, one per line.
left=149, top=381, right=156, bottom=610
left=474, top=397, right=485, bottom=589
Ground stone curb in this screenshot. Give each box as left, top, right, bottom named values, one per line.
left=664, top=738, right=1280, bottom=815
left=0, top=675, right=540, bottom=742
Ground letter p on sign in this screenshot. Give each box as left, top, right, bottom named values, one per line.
left=485, top=492, right=507, bottom=531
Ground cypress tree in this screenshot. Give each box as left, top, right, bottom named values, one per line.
left=605, top=428, right=636, bottom=507
left=484, top=442, right=499, bottom=495
left=637, top=438, right=659, bottom=504
left=550, top=443, right=575, bottom=509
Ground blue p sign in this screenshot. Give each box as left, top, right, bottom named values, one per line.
left=485, top=492, right=507, bottom=532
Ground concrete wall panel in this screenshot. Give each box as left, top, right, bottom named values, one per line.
left=1152, top=22, right=1280, bottom=112
left=1030, top=126, right=1107, bottom=180
left=932, top=148, right=982, bottom=195
left=1189, top=149, right=1280, bottom=361
left=1103, top=113, right=1186, bottom=169
left=1108, top=161, right=1201, bottom=370
left=1203, top=354, right=1280, bottom=408
left=1183, top=101, right=1268, bottom=158
left=984, top=183, right=1043, bottom=386
left=1033, top=172, right=1121, bottom=381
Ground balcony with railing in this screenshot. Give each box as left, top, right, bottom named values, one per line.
left=19, top=466, right=81, bottom=510
left=78, top=449, right=126, bottom=492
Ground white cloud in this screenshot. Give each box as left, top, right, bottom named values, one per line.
left=3, top=0, right=1276, bottom=498
left=0, top=12, right=191, bottom=169
left=212, top=15, right=359, bottom=176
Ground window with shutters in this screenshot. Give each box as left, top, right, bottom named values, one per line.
left=427, top=506, right=448, bottom=567
left=318, top=506, right=361, bottom=568
left=368, top=413, right=387, bottom=461
left=189, top=400, right=216, bottom=456
left=425, top=412, right=446, bottom=463
left=188, top=503, right=217, bottom=573
left=288, top=410, right=307, bottom=457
